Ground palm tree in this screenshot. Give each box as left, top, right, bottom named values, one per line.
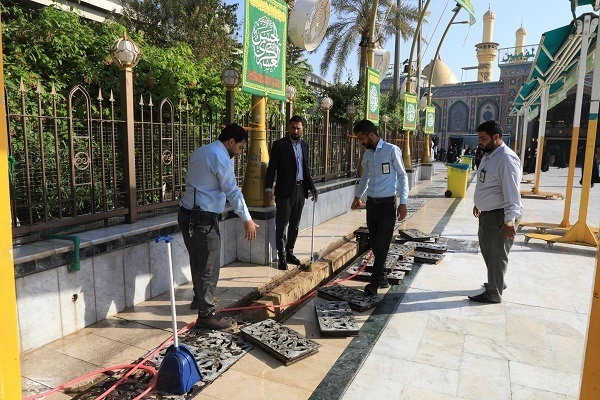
left=318, top=0, right=419, bottom=83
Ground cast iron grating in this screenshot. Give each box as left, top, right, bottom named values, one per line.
left=397, top=228, right=438, bottom=242
left=68, top=330, right=252, bottom=399
left=240, top=319, right=321, bottom=365
left=315, top=301, right=359, bottom=337
left=411, top=251, right=445, bottom=264
left=405, top=241, right=448, bottom=254
left=346, top=265, right=405, bottom=285
left=317, top=283, right=380, bottom=311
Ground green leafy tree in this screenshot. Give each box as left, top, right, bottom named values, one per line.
left=119, top=0, right=240, bottom=71
left=318, top=0, right=419, bottom=83
left=323, top=80, right=364, bottom=123
left=286, top=44, right=315, bottom=115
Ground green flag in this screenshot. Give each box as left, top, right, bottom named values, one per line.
left=455, top=0, right=476, bottom=25
left=241, top=0, right=287, bottom=100
left=366, top=67, right=380, bottom=124
left=403, top=93, right=418, bottom=130
left=424, top=106, right=436, bottom=134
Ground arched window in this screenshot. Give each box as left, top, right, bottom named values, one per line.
left=448, top=101, right=469, bottom=132
left=477, top=100, right=499, bottom=125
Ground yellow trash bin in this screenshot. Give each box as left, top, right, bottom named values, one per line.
left=460, top=155, right=474, bottom=168
left=445, top=163, right=471, bottom=198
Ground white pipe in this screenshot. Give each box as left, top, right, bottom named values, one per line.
left=520, top=106, right=529, bottom=166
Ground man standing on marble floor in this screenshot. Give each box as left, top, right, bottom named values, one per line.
left=178, top=124, right=259, bottom=330
left=469, top=120, right=521, bottom=304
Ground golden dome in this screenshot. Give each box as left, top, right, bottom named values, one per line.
left=422, top=58, right=459, bottom=86
left=516, top=25, right=527, bottom=35
left=483, top=9, right=495, bottom=20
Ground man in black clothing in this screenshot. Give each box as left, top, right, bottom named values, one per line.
left=265, top=116, right=318, bottom=270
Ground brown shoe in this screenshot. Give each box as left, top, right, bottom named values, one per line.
left=192, top=313, right=233, bottom=330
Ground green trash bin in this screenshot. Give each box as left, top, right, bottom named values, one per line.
left=460, top=155, right=474, bottom=169
left=445, top=163, right=471, bottom=198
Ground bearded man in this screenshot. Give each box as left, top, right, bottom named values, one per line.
left=350, top=119, right=409, bottom=296
left=469, top=120, right=522, bottom=304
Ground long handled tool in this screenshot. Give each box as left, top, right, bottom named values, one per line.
left=155, top=235, right=201, bottom=395
left=310, top=199, right=317, bottom=264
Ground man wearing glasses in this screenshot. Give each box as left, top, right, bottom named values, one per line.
left=265, top=115, right=318, bottom=270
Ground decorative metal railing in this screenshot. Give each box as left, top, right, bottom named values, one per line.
left=5, top=82, right=363, bottom=238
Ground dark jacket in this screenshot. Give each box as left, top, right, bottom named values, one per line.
left=265, top=136, right=316, bottom=199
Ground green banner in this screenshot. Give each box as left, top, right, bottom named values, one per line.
left=366, top=67, right=380, bottom=124
left=455, top=0, right=476, bottom=25
left=424, top=106, right=436, bottom=134
left=403, top=93, right=418, bottom=130
left=241, top=0, right=287, bottom=101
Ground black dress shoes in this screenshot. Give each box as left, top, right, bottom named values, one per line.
left=468, top=292, right=501, bottom=304
left=379, top=278, right=390, bottom=288
left=364, top=283, right=378, bottom=296
left=286, top=253, right=301, bottom=265
left=277, top=258, right=288, bottom=270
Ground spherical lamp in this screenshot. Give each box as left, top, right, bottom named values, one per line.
left=110, top=35, right=141, bottom=69
left=320, top=95, right=333, bottom=111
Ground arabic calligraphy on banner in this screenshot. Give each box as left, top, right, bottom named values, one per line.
left=242, top=0, right=287, bottom=101
left=424, top=106, right=436, bottom=134
left=403, top=93, right=418, bottom=130
left=366, top=67, right=380, bottom=124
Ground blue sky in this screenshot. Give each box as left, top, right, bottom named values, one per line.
left=224, top=0, right=592, bottom=83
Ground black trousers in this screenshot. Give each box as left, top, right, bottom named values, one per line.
left=178, top=208, right=220, bottom=317
left=366, top=198, right=396, bottom=285
left=275, top=183, right=306, bottom=256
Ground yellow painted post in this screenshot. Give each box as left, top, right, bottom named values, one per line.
left=0, top=17, right=22, bottom=399
left=242, top=95, right=269, bottom=206
left=580, top=240, right=600, bottom=398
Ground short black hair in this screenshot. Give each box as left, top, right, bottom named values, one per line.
left=218, top=123, right=248, bottom=143
left=353, top=119, right=378, bottom=136
left=477, top=120, right=502, bottom=138
left=289, top=115, right=305, bottom=126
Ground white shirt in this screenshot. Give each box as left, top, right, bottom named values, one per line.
left=474, top=143, right=522, bottom=223
left=179, top=141, right=252, bottom=221
left=355, top=139, right=409, bottom=204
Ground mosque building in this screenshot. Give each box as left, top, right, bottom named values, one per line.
left=381, top=7, right=593, bottom=159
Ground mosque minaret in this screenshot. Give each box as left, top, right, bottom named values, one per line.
left=475, top=8, right=499, bottom=82
left=515, top=24, right=527, bottom=57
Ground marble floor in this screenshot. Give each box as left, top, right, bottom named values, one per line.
left=20, top=163, right=599, bottom=400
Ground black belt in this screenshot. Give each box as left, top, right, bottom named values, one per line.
left=179, top=206, right=219, bottom=218
left=367, top=196, right=395, bottom=203
left=296, top=180, right=303, bottom=185
left=480, top=208, right=503, bottom=214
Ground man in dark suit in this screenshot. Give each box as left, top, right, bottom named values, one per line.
left=264, top=115, right=318, bottom=270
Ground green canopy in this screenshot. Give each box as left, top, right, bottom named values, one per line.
left=456, top=0, right=476, bottom=25
left=570, top=0, right=600, bottom=12
left=513, top=14, right=597, bottom=121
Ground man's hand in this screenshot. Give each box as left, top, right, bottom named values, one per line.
left=397, top=204, right=408, bottom=221
left=473, top=205, right=481, bottom=218
left=351, top=197, right=364, bottom=210
left=264, top=191, right=273, bottom=204
left=311, top=190, right=318, bottom=202
left=504, top=224, right=516, bottom=239
left=244, top=220, right=259, bottom=241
